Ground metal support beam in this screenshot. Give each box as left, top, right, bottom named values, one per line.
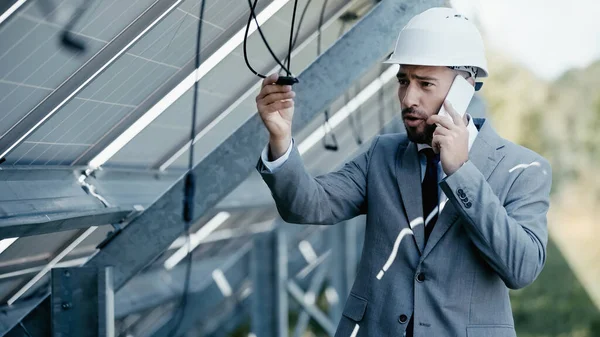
left=292, top=262, right=329, bottom=337
left=1, top=0, right=443, bottom=334
left=114, top=256, right=229, bottom=318
left=0, top=208, right=130, bottom=240
left=201, top=297, right=251, bottom=337
left=145, top=244, right=252, bottom=337
left=137, top=224, right=347, bottom=337
left=141, top=223, right=328, bottom=337
left=328, top=222, right=349, bottom=323
left=0, top=166, right=136, bottom=239
left=50, top=267, right=114, bottom=337
left=0, top=0, right=26, bottom=27
left=0, top=0, right=183, bottom=160
left=214, top=174, right=275, bottom=210
left=287, top=280, right=336, bottom=336
left=120, top=247, right=250, bottom=334
left=251, top=229, right=288, bottom=337
left=194, top=284, right=251, bottom=337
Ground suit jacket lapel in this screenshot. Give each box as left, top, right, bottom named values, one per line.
left=396, top=142, right=425, bottom=254
left=421, top=119, right=506, bottom=260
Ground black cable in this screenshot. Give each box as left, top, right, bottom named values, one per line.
left=317, top=0, right=337, bottom=151
left=60, top=0, right=95, bottom=53
left=280, top=0, right=313, bottom=74
left=167, top=1, right=206, bottom=336
left=322, top=108, right=339, bottom=151
left=243, top=0, right=294, bottom=77
left=285, top=0, right=299, bottom=76
left=378, top=64, right=386, bottom=134
left=317, top=0, right=329, bottom=56
left=244, top=0, right=300, bottom=85
left=333, top=19, right=362, bottom=145
left=321, top=6, right=343, bottom=152
left=346, top=84, right=363, bottom=145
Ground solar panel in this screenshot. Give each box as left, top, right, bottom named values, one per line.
left=0, top=225, right=113, bottom=303
left=2, top=0, right=270, bottom=166
left=106, top=0, right=351, bottom=170
left=0, top=0, right=158, bottom=142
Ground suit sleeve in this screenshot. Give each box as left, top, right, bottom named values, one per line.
left=256, top=137, right=379, bottom=225
left=440, top=158, right=552, bottom=289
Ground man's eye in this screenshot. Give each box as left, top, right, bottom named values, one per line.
left=398, top=79, right=409, bottom=85
left=421, top=82, right=434, bottom=87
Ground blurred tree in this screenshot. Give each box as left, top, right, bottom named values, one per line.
left=482, top=51, right=600, bottom=337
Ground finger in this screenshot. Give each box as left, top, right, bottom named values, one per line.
left=444, top=100, right=464, bottom=126
left=433, top=126, right=451, bottom=137
left=257, top=83, right=292, bottom=101
left=261, top=73, right=279, bottom=88
left=261, top=100, right=294, bottom=114
left=429, top=114, right=455, bottom=130
left=431, top=135, right=445, bottom=154
left=260, top=91, right=295, bottom=106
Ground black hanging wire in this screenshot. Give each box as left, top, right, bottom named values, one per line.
left=166, top=1, right=206, bottom=336
left=335, top=18, right=363, bottom=146
left=280, top=0, right=314, bottom=74
left=346, top=84, right=364, bottom=145
left=316, top=0, right=329, bottom=56
left=244, top=0, right=300, bottom=85
left=317, top=0, right=340, bottom=152
left=285, top=0, right=299, bottom=76
left=60, top=0, right=95, bottom=53
left=378, top=63, right=386, bottom=134
left=332, top=12, right=363, bottom=145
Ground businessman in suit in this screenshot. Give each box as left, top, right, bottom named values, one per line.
left=255, top=7, right=552, bottom=337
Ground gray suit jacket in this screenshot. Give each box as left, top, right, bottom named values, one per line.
left=256, top=118, right=552, bottom=337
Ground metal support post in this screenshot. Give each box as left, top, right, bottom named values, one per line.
left=251, top=228, right=288, bottom=337
left=287, top=280, right=336, bottom=336
left=328, top=223, right=349, bottom=323
left=292, top=261, right=329, bottom=337
left=51, top=267, right=114, bottom=337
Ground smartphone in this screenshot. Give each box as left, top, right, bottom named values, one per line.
left=438, top=75, right=475, bottom=120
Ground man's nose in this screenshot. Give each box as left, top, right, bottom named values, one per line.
left=400, top=84, right=419, bottom=108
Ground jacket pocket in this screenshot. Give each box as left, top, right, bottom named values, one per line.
left=467, top=325, right=516, bottom=337
left=342, top=293, right=368, bottom=321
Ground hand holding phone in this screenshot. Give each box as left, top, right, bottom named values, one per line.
left=438, top=75, right=475, bottom=121
left=431, top=75, right=474, bottom=175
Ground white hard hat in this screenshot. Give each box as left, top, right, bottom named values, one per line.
left=384, top=7, right=489, bottom=78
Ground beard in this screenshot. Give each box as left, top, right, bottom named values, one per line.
left=402, top=107, right=436, bottom=145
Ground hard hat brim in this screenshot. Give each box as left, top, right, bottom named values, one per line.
left=383, top=56, right=489, bottom=78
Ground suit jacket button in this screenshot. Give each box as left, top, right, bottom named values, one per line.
left=416, top=273, right=425, bottom=282
left=464, top=201, right=472, bottom=208
left=399, top=314, right=408, bottom=323
left=457, top=189, right=466, bottom=197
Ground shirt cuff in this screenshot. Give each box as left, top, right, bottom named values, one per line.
left=261, top=138, right=294, bottom=172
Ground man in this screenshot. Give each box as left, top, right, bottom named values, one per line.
left=255, top=7, right=551, bottom=337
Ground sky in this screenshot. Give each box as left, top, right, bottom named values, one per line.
left=451, top=0, right=600, bottom=80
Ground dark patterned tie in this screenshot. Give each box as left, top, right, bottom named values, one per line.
left=421, top=148, right=440, bottom=243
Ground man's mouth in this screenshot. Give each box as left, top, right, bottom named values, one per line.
left=403, top=115, right=424, bottom=127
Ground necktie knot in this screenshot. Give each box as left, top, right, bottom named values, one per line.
left=420, top=148, right=440, bottom=164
